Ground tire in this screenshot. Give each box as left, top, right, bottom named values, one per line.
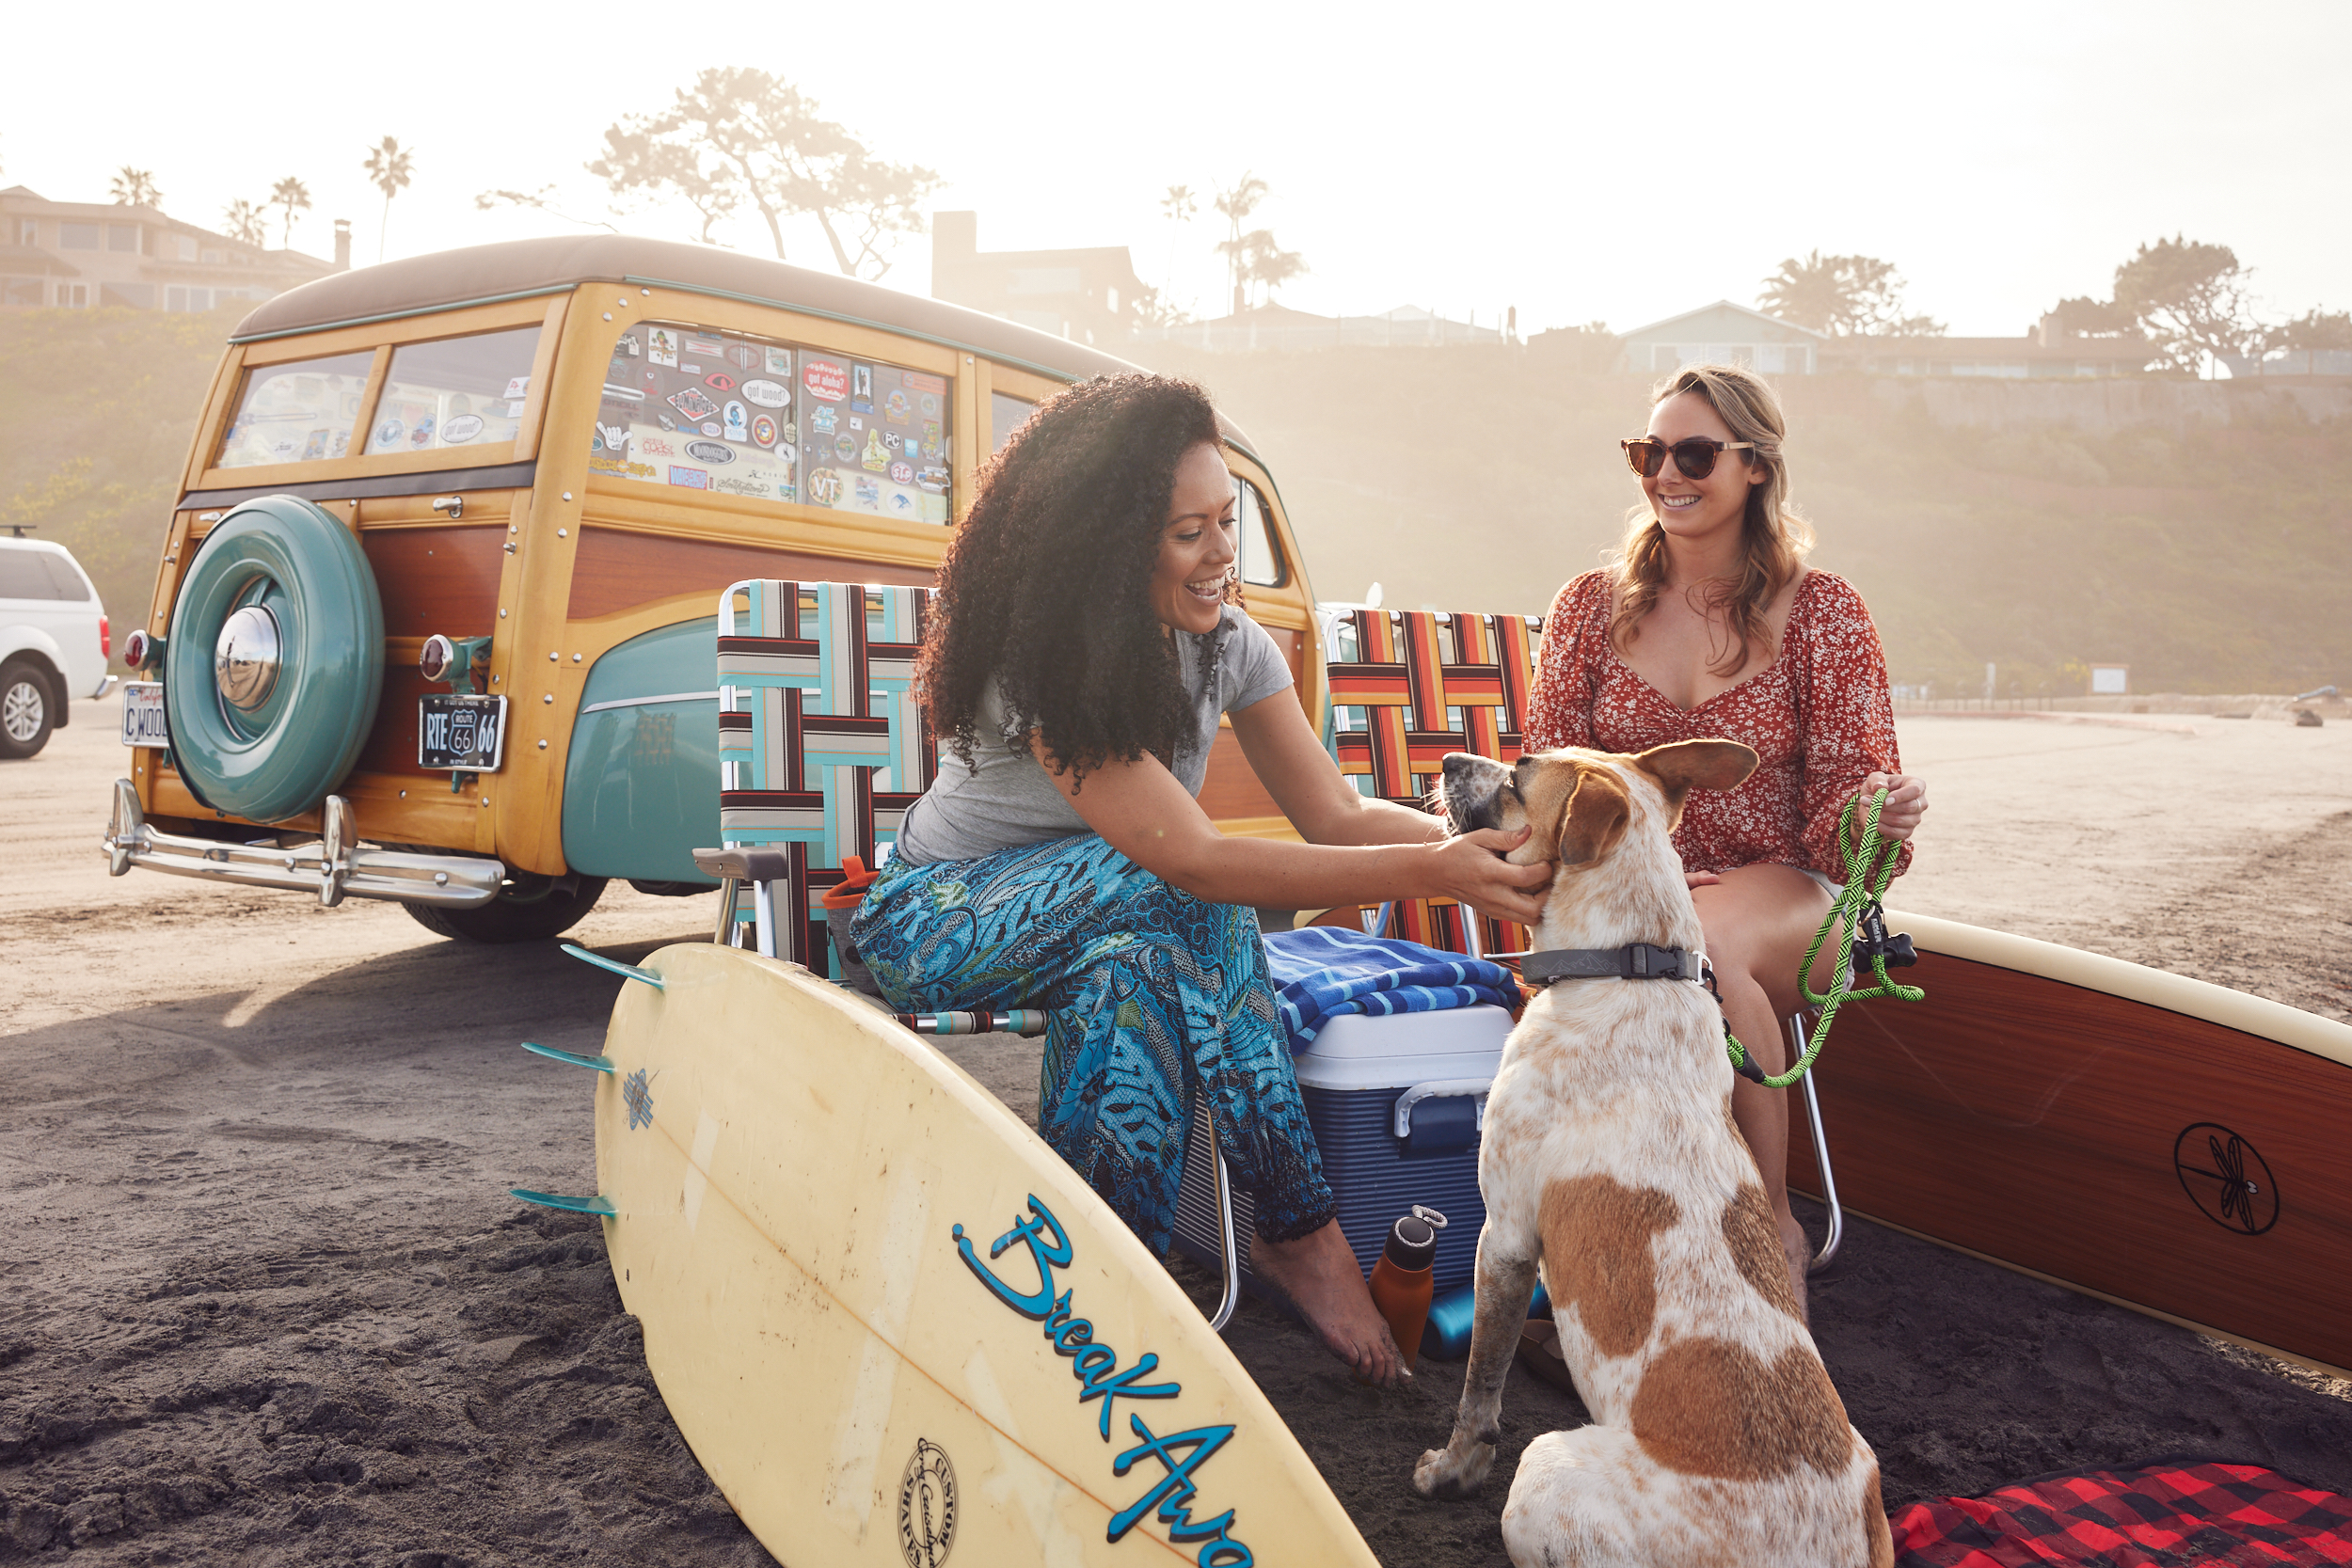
left=404, top=876, right=608, bottom=943
left=165, top=495, right=384, bottom=821
left=0, top=659, right=54, bottom=759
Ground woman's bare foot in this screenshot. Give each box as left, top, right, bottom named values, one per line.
left=1247, top=1220, right=1408, bottom=1386
left=1778, top=1211, right=1811, bottom=1323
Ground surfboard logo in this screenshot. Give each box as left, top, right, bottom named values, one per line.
left=898, top=1436, right=957, bottom=1567
left=952, top=1196, right=1255, bottom=1566
left=2173, top=1122, right=2278, bottom=1235
left=624, top=1069, right=654, bottom=1131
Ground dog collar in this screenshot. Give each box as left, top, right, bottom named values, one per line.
left=1518, top=943, right=1703, bottom=987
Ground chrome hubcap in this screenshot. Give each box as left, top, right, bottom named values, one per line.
left=2, top=677, right=41, bottom=741
left=215, top=605, right=283, bottom=713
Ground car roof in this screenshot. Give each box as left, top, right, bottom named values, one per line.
left=229, top=235, right=1263, bottom=458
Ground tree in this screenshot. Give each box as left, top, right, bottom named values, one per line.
left=1217, top=229, right=1307, bottom=309
left=1213, top=173, right=1268, bottom=315
left=1158, top=183, right=1197, bottom=314
left=1757, top=250, right=1943, bottom=336
left=2111, top=235, right=2260, bottom=377
left=589, top=68, right=938, bottom=280
left=362, top=136, right=415, bottom=263
left=221, top=200, right=267, bottom=245
left=2044, top=294, right=2137, bottom=336
left=269, top=177, right=310, bottom=249
left=1133, top=285, right=1191, bottom=329
left=109, top=167, right=162, bottom=208
left=2264, top=308, right=2352, bottom=354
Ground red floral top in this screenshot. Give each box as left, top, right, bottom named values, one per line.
left=1524, top=568, right=1911, bottom=880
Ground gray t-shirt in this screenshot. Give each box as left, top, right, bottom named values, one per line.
left=895, top=606, right=1294, bottom=865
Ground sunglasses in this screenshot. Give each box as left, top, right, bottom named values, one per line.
left=1620, top=436, right=1757, bottom=481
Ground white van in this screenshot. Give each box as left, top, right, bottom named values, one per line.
left=0, top=533, right=112, bottom=758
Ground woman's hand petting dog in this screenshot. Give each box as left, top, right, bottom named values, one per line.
left=1431, top=826, right=1552, bottom=927
left=1856, top=770, right=1928, bottom=839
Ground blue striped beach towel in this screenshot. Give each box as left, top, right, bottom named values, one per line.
left=1262, top=926, right=1519, bottom=1050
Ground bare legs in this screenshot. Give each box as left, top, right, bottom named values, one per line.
left=1692, top=863, right=1838, bottom=1314
left=1247, top=1218, right=1408, bottom=1387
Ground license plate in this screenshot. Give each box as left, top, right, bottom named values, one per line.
left=120, top=681, right=168, bottom=747
left=419, top=693, right=508, bottom=771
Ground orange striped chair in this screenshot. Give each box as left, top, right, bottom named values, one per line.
left=1327, top=606, right=1544, bottom=958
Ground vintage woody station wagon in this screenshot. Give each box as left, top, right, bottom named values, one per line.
left=106, top=236, right=1324, bottom=941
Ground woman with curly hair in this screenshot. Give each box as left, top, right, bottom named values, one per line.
left=852, top=373, right=1549, bottom=1386
left=1522, top=363, right=1927, bottom=1313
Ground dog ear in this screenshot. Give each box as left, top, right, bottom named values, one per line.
left=1553, top=765, right=1632, bottom=867
left=1632, top=739, right=1758, bottom=822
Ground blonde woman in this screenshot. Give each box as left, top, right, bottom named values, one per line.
left=1522, top=363, right=1927, bottom=1310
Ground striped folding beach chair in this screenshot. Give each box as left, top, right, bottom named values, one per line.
left=1327, top=605, right=1542, bottom=959
left=688, top=578, right=1249, bottom=1323
left=698, top=578, right=932, bottom=968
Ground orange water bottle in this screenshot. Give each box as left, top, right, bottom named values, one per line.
left=1366, top=1205, right=1447, bottom=1374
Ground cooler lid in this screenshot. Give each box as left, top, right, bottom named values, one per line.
left=1291, top=1006, right=1512, bottom=1091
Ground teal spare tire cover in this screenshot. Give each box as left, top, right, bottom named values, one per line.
left=165, top=495, right=384, bottom=821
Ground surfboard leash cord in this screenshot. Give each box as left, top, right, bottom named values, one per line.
left=1722, top=787, right=1926, bottom=1088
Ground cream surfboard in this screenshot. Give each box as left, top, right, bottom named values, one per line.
left=1789, top=910, right=2352, bottom=1376
left=574, top=942, right=1378, bottom=1567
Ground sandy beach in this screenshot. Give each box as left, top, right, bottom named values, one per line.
left=3, top=705, right=2348, bottom=1563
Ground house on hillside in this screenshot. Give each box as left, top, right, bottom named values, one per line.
left=928, top=211, right=1146, bottom=347
left=1822, top=314, right=2157, bottom=377
left=0, top=187, right=346, bottom=312
left=1617, top=301, right=1824, bottom=376
left=1137, top=302, right=1503, bottom=354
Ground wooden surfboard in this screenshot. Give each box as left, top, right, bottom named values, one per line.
left=1788, top=911, right=2352, bottom=1376
left=581, top=942, right=1379, bottom=1568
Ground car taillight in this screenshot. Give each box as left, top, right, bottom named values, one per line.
left=102, top=614, right=110, bottom=658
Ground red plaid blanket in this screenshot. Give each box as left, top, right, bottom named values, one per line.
left=1893, top=1460, right=2352, bottom=1565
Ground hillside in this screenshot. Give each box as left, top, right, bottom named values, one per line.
left=5, top=310, right=2346, bottom=695
left=1135, top=341, right=2352, bottom=697
left=0, top=307, right=235, bottom=635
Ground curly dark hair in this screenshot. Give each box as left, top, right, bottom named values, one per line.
left=919, top=372, right=1234, bottom=784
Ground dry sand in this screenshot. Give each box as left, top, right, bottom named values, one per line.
left=4, top=706, right=2349, bottom=1564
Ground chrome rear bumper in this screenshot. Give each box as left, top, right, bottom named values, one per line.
left=103, top=779, right=504, bottom=909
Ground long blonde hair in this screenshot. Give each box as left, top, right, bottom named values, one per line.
left=1608, top=364, right=1815, bottom=676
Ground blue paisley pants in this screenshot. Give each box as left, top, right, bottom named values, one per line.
left=850, top=833, right=1337, bottom=1256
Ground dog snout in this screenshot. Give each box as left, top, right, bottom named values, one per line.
left=1438, top=752, right=1512, bottom=833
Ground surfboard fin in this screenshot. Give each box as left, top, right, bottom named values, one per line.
left=510, top=1188, right=618, bottom=1217
left=521, top=1041, right=616, bottom=1073
left=560, top=943, right=664, bottom=989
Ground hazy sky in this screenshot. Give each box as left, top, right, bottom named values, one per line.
left=9, top=1, right=2346, bottom=339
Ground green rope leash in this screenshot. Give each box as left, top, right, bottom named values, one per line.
left=1724, top=787, right=1926, bottom=1088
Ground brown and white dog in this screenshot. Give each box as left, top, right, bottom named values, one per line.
left=1413, top=742, right=1893, bottom=1568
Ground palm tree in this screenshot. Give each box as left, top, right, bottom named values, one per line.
left=1158, top=184, right=1196, bottom=314
left=269, top=177, right=311, bottom=249
left=361, top=136, right=415, bottom=262
left=109, top=167, right=163, bottom=208
left=1213, top=174, right=1268, bottom=316
left=221, top=200, right=267, bottom=245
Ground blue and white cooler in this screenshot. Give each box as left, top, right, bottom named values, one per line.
left=1173, top=926, right=1519, bottom=1296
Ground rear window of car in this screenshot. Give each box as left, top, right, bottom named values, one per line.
left=363, top=325, right=541, bottom=455
left=593, top=321, right=951, bottom=524
left=215, top=351, right=375, bottom=467
left=0, top=549, right=88, bottom=601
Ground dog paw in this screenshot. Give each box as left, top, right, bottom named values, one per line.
left=1413, top=1442, right=1494, bottom=1499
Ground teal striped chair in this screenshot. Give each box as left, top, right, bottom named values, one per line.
left=703, top=578, right=930, bottom=967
